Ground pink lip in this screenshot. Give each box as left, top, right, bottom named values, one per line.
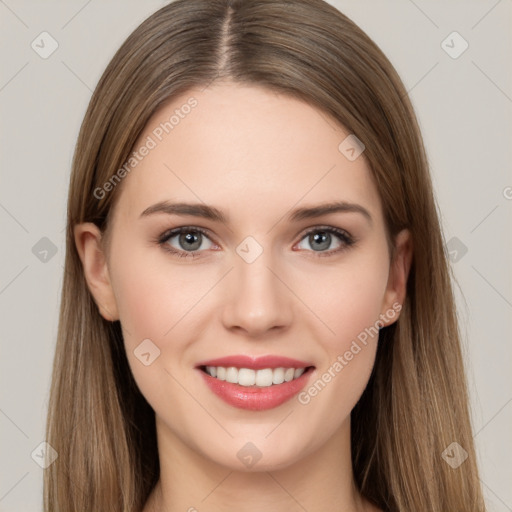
left=195, top=354, right=313, bottom=370
left=197, top=366, right=315, bottom=411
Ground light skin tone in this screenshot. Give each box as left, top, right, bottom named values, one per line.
left=75, top=82, right=412, bottom=512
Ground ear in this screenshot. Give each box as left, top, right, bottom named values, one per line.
left=74, top=222, right=119, bottom=322
left=379, top=228, right=413, bottom=327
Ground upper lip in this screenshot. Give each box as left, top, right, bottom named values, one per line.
left=195, top=355, right=314, bottom=370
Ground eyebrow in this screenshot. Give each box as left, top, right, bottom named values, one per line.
left=139, top=200, right=373, bottom=225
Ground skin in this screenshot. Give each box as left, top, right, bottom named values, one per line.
left=75, top=82, right=412, bottom=512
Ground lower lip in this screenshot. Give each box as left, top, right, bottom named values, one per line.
left=197, top=367, right=314, bottom=411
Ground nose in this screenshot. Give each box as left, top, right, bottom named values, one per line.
left=221, top=249, right=294, bottom=338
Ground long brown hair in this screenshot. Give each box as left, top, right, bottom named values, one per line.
left=44, top=0, right=486, bottom=510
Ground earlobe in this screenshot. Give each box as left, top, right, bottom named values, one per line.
left=73, top=222, right=119, bottom=322
left=380, top=228, right=413, bottom=327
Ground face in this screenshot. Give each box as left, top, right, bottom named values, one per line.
left=76, top=82, right=411, bottom=472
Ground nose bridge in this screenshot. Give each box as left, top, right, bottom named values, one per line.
left=222, top=238, right=293, bottom=335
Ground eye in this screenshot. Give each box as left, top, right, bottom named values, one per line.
left=295, top=226, right=355, bottom=256
left=156, top=225, right=356, bottom=260
left=157, top=226, right=216, bottom=259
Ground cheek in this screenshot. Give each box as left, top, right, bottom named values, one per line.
left=302, top=250, right=390, bottom=355
left=112, top=265, right=167, bottom=344
left=294, top=257, right=388, bottom=436
left=294, top=251, right=388, bottom=409
left=108, top=246, right=195, bottom=409
left=110, top=245, right=202, bottom=345
left=108, top=244, right=219, bottom=402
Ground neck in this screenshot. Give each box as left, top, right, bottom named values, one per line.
left=144, top=415, right=375, bottom=512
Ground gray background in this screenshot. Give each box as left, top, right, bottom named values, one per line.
left=1, top=1, right=511, bottom=510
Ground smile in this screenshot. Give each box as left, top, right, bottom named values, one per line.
left=195, top=354, right=316, bottom=411
left=200, top=365, right=309, bottom=387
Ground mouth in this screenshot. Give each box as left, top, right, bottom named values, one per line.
left=198, top=365, right=315, bottom=387
left=195, top=355, right=316, bottom=411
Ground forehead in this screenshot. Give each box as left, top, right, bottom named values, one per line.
left=112, top=82, right=382, bottom=226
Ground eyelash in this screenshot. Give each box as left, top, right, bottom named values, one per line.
left=155, top=225, right=356, bottom=259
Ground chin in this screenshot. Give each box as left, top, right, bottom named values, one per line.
left=202, top=435, right=311, bottom=473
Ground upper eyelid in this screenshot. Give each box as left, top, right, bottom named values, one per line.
left=160, top=225, right=215, bottom=242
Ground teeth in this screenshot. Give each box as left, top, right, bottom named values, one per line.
left=256, top=368, right=273, bottom=387
left=272, top=367, right=285, bottom=384
left=238, top=368, right=256, bottom=386
left=284, top=368, right=295, bottom=382
left=226, top=367, right=238, bottom=384
left=204, top=366, right=307, bottom=387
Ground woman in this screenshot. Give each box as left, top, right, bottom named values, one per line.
left=44, top=0, right=486, bottom=510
